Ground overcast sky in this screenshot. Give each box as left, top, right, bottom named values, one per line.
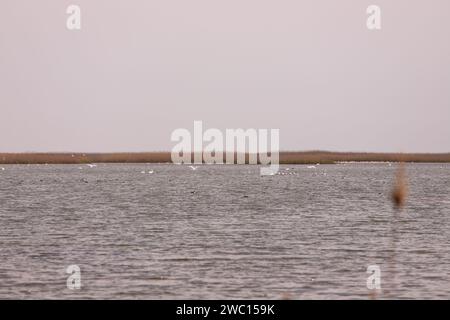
left=1, top=0, right=449, bottom=152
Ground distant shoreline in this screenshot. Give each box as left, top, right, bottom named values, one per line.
left=1, top=152, right=450, bottom=164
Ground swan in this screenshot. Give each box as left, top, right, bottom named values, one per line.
left=189, top=166, right=198, bottom=171
left=86, top=164, right=97, bottom=168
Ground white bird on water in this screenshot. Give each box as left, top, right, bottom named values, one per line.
left=307, top=165, right=316, bottom=169
left=86, top=164, right=97, bottom=168
left=1, top=167, right=5, bottom=171
left=189, top=166, right=198, bottom=171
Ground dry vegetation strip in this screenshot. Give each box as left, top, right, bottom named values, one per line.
left=1, top=152, right=450, bottom=164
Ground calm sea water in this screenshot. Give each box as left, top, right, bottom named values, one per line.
left=0, top=163, right=449, bottom=299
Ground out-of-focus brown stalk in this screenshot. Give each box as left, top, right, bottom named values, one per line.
left=391, top=163, right=408, bottom=209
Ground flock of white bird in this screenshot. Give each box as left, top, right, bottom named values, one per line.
left=134, top=164, right=321, bottom=176
left=71, top=164, right=200, bottom=174
left=141, top=165, right=198, bottom=174
left=277, top=168, right=298, bottom=176
left=0, top=164, right=325, bottom=176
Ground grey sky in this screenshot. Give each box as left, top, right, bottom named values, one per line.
left=1, top=0, right=449, bottom=152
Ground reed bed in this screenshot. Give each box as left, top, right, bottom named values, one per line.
left=1, top=151, right=450, bottom=164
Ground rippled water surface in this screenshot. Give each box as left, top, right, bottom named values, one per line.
left=0, top=163, right=449, bottom=299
